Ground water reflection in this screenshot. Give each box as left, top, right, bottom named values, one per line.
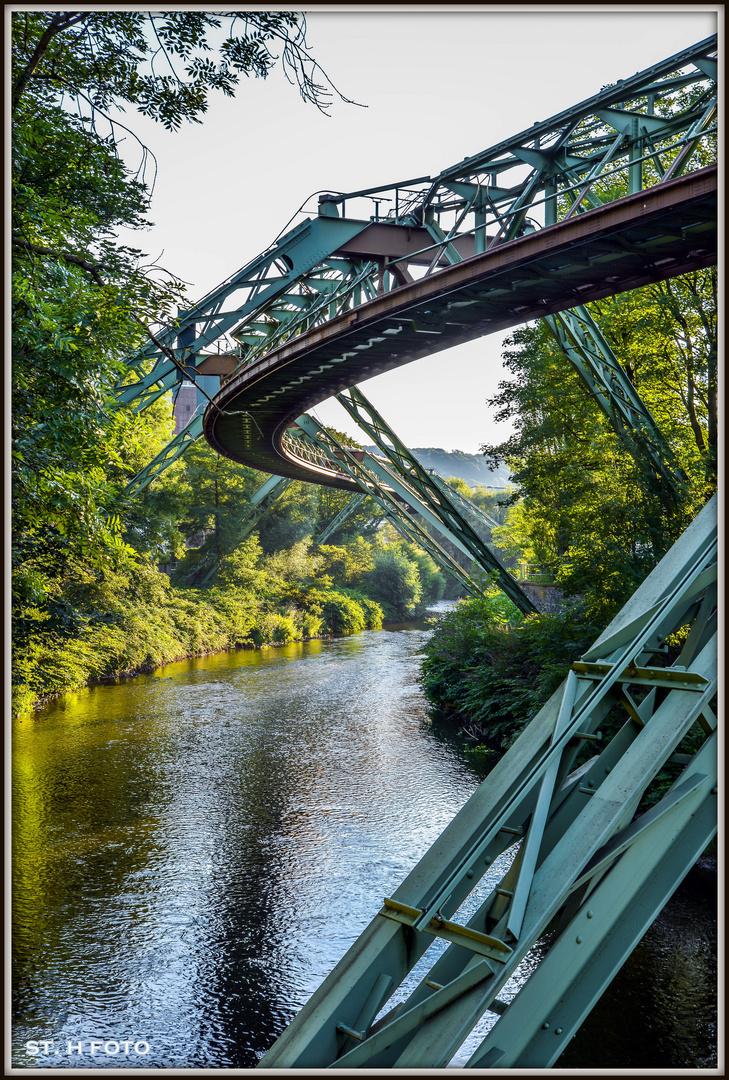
left=13, top=628, right=482, bottom=1068
left=12, top=624, right=716, bottom=1069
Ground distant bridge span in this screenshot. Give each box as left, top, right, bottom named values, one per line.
left=204, top=166, right=716, bottom=488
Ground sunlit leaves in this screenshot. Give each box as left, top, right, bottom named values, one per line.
left=482, top=271, right=716, bottom=621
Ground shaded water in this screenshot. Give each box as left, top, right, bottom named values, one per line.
left=12, top=620, right=716, bottom=1069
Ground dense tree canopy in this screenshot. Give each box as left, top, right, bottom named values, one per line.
left=10, top=11, right=359, bottom=714
left=483, top=271, right=717, bottom=620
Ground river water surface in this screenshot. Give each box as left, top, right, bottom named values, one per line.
left=12, top=616, right=716, bottom=1069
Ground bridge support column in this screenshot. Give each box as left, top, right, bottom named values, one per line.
left=257, top=496, right=716, bottom=1070
left=333, top=387, right=534, bottom=614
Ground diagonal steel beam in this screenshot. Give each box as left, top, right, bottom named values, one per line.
left=316, top=492, right=368, bottom=544
left=257, top=495, right=716, bottom=1069
left=334, top=387, right=534, bottom=613
left=432, top=477, right=501, bottom=533
left=545, top=306, right=688, bottom=502
left=289, top=420, right=487, bottom=599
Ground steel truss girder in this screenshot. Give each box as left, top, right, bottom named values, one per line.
left=206, top=166, right=715, bottom=490
left=334, top=386, right=532, bottom=613
left=191, top=472, right=295, bottom=587
left=124, top=37, right=714, bottom=499
left=316, top=492, right=368, bottom=544
left=290, top=418, right=487, bottom=599
left=116, top=216, right=375, bottom=411
left=545, top=306, right=688, bottom=500
left=257, top=496, right=717, bottom=1069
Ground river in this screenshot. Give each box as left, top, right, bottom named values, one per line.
left=11, top=614, right=716, bottom=1070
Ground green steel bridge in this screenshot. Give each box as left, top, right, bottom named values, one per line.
left=120, top=36, right=718, bottom=1068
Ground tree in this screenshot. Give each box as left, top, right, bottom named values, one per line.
left=363, top=546, right=423, bottom=620
left=12, top=11, right=348, bottom=707
left=482, top=273, right=717, bottom=620
left=166, top=441, right=262, bottom=584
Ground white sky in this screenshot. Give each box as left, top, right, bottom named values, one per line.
left=116, top=5, right=718, bottom=453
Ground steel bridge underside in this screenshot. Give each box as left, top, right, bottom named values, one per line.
left=204, top=167, right=716, bottom=485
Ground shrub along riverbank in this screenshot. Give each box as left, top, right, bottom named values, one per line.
left=421, top=589, right=712, bottom=815
left=421, top=591, right=601, bottom=753
left=12, top=533, right=446, bottom=718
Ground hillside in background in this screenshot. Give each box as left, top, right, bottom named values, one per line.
left=363, top=447, right=511, bottom=490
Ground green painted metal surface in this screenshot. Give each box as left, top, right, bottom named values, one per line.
left=258, top=496, right=717, bottom=1068
left=334, top=386, right=533, bottom=613
left=433, top=477, right=501, bottom=533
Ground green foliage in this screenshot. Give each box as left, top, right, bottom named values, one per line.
left=315, top=536, right=375, bottom=585
left=12, top=12, right=341, bottom=127
left=421, top=595, right=601, bottom=748
left=363, top=546, right=423, bottom=620
left=317, top=487, right=385, bottom=544
left=400, top=543, right=445, bottom=606
left=11, top=12, right=357, bottom=717
left=483, top=275, right=717, bottom=622
left=11, top=535, right=386, bottom=715
left=217, top=536, right=268, bottom=592
left=257, top=483, right=320, bottom=553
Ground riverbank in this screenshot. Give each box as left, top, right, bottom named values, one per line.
left=12, top=558, right=385, bottom=719
left=19, top=606, right=450, bottom=719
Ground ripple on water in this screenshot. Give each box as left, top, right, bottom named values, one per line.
left=12, top=628, right=716, bottom=1068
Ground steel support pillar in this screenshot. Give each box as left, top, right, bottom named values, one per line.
left=123, top=414, right=204, bottom=499
left=333, top=389, right=534, bottom=614
left=316, top=493, right=368, bottom=544
left=257, top=495, right=717, bottom=1069
left=545, top=307, right=688, bottom=502
left=288, top=421, right=486, bottom=599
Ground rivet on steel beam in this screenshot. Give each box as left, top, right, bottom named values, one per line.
left=586, top=910, right=594, bottom=918
left=576, top=935, right=583, bottom=943
left=466, top=869, right=474, bottom=878
left=555, top=1027, right=563, bottom=1035
left=542, top=1022, right=550, bottom=1030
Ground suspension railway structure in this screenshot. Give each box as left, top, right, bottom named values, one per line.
left=119, top=37, right=718, bottom=1069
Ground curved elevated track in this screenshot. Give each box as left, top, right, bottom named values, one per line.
left=204, top=166, right=716, bottom=488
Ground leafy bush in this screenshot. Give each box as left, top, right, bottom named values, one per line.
left=363, top=547, right=422, bottom=619
left=421, top=594, right=600, bottom=749
left=254, top=612, right=298, bottom=645
left=402, top=543, right=445, bottom=607
left=350, top=591, right=384, bottom=631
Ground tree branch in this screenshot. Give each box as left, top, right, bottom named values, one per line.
left=15, top=238, right=107, bottom=284
left=12, top=12, right=89, bottom=111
